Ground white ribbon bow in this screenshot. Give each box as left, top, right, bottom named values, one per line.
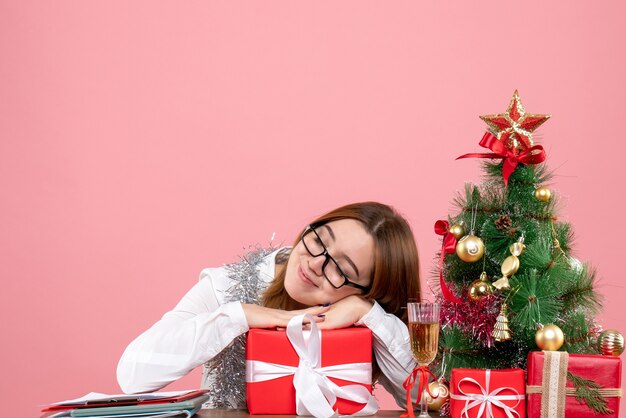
left=449, top=369, right=524, bottom=418
left=245, top=313, right=379, bottom=418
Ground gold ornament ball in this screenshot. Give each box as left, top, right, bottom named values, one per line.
left=535, top=324, right=565, bottom=351
left=449, top=223, right=465, bottom=240
left=535, top=186, right=552, bottom=202
left=456, top=235, right=485, bottom=262
left=424, top=381, right=450, bottom=411
left=598, top=329, right=624, bottom=356
left=468, top=277, right=494, bottom=301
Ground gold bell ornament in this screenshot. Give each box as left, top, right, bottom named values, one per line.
left=535, top=323, right=565, bottom=351
left=535, top=186, right=552, bottom=202
left=468, top=272, right=494, bottom=301
left=492, top=238, right=526, bottom=291
left=424, top=380, right=450, bottom=411
left=598, top=329, right=624, bottom=356
left=492, top=303, right=512, bottom=342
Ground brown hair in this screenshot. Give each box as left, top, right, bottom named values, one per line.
left=262, top=201, right=421, bottom=322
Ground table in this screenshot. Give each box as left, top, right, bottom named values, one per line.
left=195, top=411, right=401, bottom=418
left=42, top=409, right=402, bottom=418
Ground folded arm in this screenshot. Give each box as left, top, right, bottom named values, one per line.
left=116, top=273, right=249, bottom=393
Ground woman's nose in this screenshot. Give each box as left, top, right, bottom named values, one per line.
left=308, top=254, right=325, bottom=275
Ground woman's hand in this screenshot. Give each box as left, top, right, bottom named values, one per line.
left=241, top=304, right=330, bottom=329
left=316, top=295, right=373, bottom=330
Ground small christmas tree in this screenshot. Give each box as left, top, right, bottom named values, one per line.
left=433, top=91, right=602, bottom=377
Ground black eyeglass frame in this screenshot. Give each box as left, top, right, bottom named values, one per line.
left=300, top=224, right=371, bottom=292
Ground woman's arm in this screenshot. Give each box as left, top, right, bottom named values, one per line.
left=117, top=267, right=329, bottom=394
left=357, top=302, right=417, bottom=408
left=116, top=270, right=249, bottom=393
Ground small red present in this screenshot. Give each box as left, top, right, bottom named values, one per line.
left=449, top=368, right=525, bottom=418
left=527, top=351, right=622, bottom=418
left=246, top=314, right=378, bottom=416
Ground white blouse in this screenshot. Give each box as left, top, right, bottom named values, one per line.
left=116, top=249, right=416, bottom=408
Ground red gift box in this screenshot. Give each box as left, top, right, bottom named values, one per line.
left=449, top=368, right=526, bottom=418
left=527, top=351, right=622, bottom=418
left=246, top=318, right=375, bottom=415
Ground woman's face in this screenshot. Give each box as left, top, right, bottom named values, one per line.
left=284, top=218, right=375, bottom=307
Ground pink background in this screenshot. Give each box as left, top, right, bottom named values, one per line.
left=2, top=1, right=625, bottom=416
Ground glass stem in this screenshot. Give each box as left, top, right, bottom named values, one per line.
left=420, top=392, right=428, bottom=417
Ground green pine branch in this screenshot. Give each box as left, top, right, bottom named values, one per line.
left=553, top=222, right=575, bottom=253
left=567, top=372, right=614, bottom=415
left=509, top=270, right=562, bottom=339
left=520, top=238, right=552, bottom=270
left=560, top=310, right=598, bottom=354
left=480, top=216, right=541, bottom=260
left=561, top=265, right=602, bottom=315
left=483, top=161, right=552, bottom=185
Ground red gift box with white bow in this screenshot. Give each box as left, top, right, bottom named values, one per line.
left=245, top=314, right=378, bottom=416
left=449, top=368, right=526, bottom=418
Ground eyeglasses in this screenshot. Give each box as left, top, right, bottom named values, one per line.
left=300, top=224, right=371, bottom=292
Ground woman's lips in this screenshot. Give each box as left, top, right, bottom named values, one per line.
left=298, top=265, right=317, bottom=287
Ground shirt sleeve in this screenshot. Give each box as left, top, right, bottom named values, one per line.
left=357, top=301, right=417, bottom=408
left=116, top=269, right=249, bottom=394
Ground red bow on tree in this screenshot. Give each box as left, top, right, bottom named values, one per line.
left=457, top=132, right=547, bottom=185
left=434, top=220, right=463, bottom=304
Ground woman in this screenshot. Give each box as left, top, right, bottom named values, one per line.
left=117, top=201, right=420, bottom=408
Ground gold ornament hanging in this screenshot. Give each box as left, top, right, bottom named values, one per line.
left=456, top=234, right=485, bottom=262
left=449, top=223, right=465, bottom=240
left=492, top=303, right=512, bottom=342
left=468, top=272, right=494, bottom=301
left=549, top=220, right=571, bottom=264
left=535, top=324, right=565, bottom=351
left=509, top=241, right=526, bottom=257
left=493, top=237, right=525, bottom=290
left=598, top=330, right=624, bottom=356
left=424, top=380, right=450, bottom=411
left=535, top=186, right=552, bottom=202
left=500, top=255, right=520, bottom=276
left=492, top=277, right=510, bottom=290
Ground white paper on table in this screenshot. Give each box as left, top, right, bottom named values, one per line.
left=74, top=409, right=193, bottom=418
left=48, top=390, right=197, bottom=406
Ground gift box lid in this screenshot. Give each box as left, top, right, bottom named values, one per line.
left=450, top=368, right=526, bottom=394
left=247, top=326, right=372, bottom=365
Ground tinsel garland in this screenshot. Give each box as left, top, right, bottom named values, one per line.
left=201, top=246, right=290, bottom=408
left=439, top=294, right=501, bottom=347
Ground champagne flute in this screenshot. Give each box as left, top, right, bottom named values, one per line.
left=407, top=302, right=440, bottom=418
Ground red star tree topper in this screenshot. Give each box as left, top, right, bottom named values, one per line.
left=479, top=90, right=550, bottom=154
